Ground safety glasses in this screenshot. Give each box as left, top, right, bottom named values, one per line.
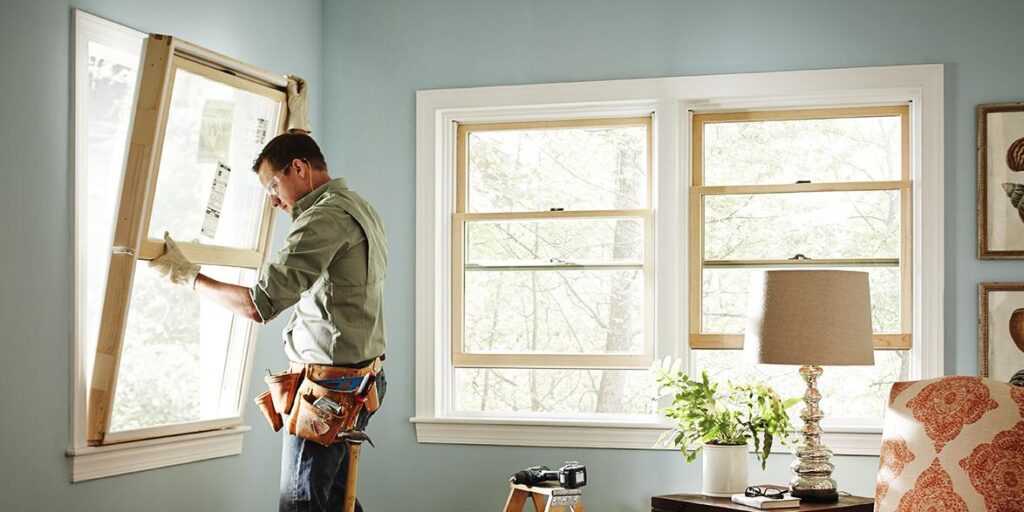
left=745, top=486, right=788, bottom=499
left=263, top=173, right=282, bottom=197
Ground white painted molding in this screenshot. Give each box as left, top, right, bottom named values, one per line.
left=67, top=426, right=250, bottom=482
left=414, top=63, right=945, bottom=449
left=411, top=418, right=883, bottom=455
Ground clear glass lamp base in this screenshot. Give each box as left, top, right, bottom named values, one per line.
left=791, top=365, right=839, bottom=503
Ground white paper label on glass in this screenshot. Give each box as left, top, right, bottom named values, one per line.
left=202, top=161, right=231, bottom=238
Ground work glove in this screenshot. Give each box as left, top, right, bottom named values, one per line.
left=149, top=232, right=200, bottom=289
left=286, top=75, right=311, bottom=134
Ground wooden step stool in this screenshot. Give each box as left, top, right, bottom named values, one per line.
left=502, top=482, right=584, bottom=512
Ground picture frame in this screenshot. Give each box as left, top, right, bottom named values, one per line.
left=978, top=102, right=1024, bottom=259
left=978, top=283, right=1024, bottom=381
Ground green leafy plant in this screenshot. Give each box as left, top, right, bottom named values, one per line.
left=653, top=360, right=800, bottom=469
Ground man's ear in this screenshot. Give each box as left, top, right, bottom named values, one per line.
left=292, top=158, right=307, bottom=176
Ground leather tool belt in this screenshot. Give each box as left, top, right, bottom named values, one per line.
left=254, top=357, right=382, bottom=447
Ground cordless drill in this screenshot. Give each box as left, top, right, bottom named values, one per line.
left=510, top=461, right=587, bottom=489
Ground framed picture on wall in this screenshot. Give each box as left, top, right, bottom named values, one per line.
left=979, top=283, right=1024, bottom=381
left=978, top=102, right=1024, bottom=258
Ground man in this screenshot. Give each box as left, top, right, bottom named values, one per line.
left=150, top=126, right=388, bottom=511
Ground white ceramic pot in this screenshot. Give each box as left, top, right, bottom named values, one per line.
left=701, top=443, right=748, bottom=497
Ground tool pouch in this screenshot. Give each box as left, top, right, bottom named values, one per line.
left=254, top=390, right=283, bottom=432
left=288, top=378, right=362, bottom=447
left=265, top=369, right=303, bottom=415
left=365, top=380, right=380, bottom=414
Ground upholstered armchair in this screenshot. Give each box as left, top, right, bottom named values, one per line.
left=874, top=376, right=1024, bottom=511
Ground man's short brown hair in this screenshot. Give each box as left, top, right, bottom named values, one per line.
left=252, top=133, right=327, bottom=174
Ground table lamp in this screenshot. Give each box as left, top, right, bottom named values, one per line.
left=744, top=270, right=874, bottom=503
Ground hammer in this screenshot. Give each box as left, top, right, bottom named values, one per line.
left=338, top=430, right=373, bottom=512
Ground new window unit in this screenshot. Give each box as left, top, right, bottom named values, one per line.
left=70, top=10, right=288, bottom=480
left=689, top=106, right=913, bottom=424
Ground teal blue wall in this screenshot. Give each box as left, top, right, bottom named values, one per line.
left=3, top=0, right=1024, bottom=510
left=0, top=1, right=320, bottom=511
left=320, top=0, right=1024, bottom=510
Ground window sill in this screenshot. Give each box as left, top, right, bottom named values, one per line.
left=66, top=425, right=250, bottom=482
left=410, top=417, right=883, bottom=456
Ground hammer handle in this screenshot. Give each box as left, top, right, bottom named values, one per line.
left=343, top=442, right=362, bottom=512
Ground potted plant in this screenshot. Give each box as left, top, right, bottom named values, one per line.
left=653, top=359, right=799, bottom=497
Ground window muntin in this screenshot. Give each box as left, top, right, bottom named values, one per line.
left=689, top=106, right=912, bottom=423
left=87, top=35, right=286, bottom=445
left=453, top=118, right=654, bottom=413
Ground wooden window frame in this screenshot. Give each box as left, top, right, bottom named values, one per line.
left=85, top=34, right=287, bottom=446
left=452, top=117, right=656, bottom=370
left=688, top=106, right=913, bottom=351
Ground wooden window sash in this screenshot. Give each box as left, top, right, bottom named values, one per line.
left=697, top=180, right=907, bottom=196
left=689, top=105, right=913, bottom=352
left=453, top=117, right=655, bottom=370
left=452, top=353, right=654, bottom=370
left=87, top=35, right=287, bottom=445
left=690, top=333, right=912, bottom=351
left=134, top=55, right=282, bottom=267
left=136, top=240, right=265, bottom=268
left=702, top=258, right=899, bottom=268
left=100, top=416, right=243, bottom=445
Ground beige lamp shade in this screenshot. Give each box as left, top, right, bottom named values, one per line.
left=745, top=270, right=875, bottom=366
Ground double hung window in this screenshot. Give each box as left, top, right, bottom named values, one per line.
left=688, top=107, right=913, bottom=423
left=71, top=10, right=288, bottom=479
left=452, top=118, right=656, bottom=416
left=414, top=63, right=943, bottom=450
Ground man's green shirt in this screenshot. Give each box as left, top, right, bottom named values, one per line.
left=249, top=178, right=387, bottom=365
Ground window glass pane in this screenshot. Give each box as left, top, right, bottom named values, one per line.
left=84, top=40, right=141, bottom=385
left=690, top=350, right=910, bottom=422
left=702, top=115, right=902, bottom=186
left=702, top=267, right=900, bottom=334
left=704, top=191, right=900, bottom=260
left=466, top=218, right=643, bottom=264
left=467, top=123, right=647, bottom=212
left=109, top=264, right=255, bottom=432
left=455, top=368, right=655, bottom=415
left=146, top=65, right=281, bottom=249
left=464, top=270, right=643, bottom=354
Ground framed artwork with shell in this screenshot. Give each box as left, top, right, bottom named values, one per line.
left=978, top=102, right=1024, bottom=258
left=979, top=283, right=1024, bottom=381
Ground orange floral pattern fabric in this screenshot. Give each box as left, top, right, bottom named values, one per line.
left=958, top=421, right=1024, bottom=512
left=895, top=459, right=969, bottom=512
left=876, top=437, right=915, bottom=503
left=876, top=376, right=1024, bottom=511
left=905, top=376, right=999, bottom=452
left=889, top=381, right=914, bottom=404
left=1012, top=386, right=1024, bottom=412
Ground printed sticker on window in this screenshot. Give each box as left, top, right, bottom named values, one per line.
left=201, top=161, right=231, bottom=238
left=198, top=99, right=234, bottom=163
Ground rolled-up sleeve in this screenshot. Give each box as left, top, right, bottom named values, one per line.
left=250, top=207, right=352, bottom=322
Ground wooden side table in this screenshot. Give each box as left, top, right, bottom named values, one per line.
left=651, top=494, right=874, bottom=512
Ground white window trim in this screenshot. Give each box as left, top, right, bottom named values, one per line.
left=414, top=64, right=944, bottom=455
left=69, top=9, right=252, bottom=482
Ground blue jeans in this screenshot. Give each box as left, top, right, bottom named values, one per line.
left=280, top=371, right=386, bottom=512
